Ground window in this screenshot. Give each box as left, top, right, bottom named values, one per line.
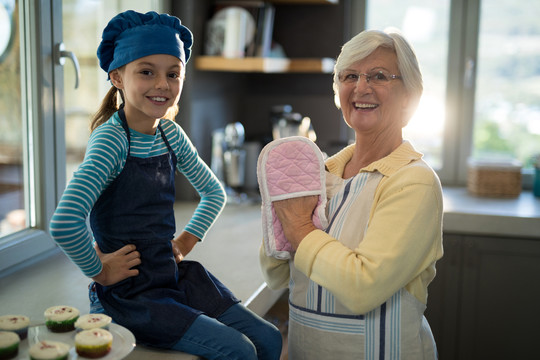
left=472, top=1, right=540, bottom=168
left=0, top=0, right=62, bottom=272
left=363, top=0, right=540, bottom=185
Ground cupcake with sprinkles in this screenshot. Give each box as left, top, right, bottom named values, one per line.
left=44, top=305, right=80, bottom=333
left=0, top=331, right=19, bottom=360
left=0, top=315, right=30, bottom=340
left=75, top=314, right=112, bottom=332
left=75, top=328, right=113, bottom=358
left=29, top=340, right=70, bottom=360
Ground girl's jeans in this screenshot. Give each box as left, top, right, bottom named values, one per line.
left=89, top=283, right=282, bottom=360
left=173, top=303, right=282, bottom=360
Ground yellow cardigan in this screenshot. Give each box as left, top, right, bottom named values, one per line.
left=259, top=141, right=444, bottom=314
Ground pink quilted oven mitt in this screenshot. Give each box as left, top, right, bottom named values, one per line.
left=257, top=136, right=328, bottom=260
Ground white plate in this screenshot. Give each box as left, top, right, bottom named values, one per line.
left=16, top=323, right=135, bottom=359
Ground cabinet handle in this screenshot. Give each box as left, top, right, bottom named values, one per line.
left=55, top=42, right=80, bottom=89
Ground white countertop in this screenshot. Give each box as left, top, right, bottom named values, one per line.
left=442, top=187, right=540, bottom=239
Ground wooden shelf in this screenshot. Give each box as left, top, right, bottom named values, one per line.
left=268, top=0, right=338, bottom=4
left=195, top=56, right=335, bottom=73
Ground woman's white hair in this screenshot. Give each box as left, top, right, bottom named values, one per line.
left=333, top=29, right=423, bottom=123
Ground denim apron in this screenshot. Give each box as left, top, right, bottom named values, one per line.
left=89, top=109, right=239, bottom=348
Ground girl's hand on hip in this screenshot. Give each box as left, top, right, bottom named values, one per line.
left=171, top=231, right=199, bottom=263
left=92, top=244, right=140, bottom=286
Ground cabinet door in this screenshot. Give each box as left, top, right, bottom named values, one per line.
left=458, top=236, right=540, bottom=359
left=424, top=234, right=462, bottom=360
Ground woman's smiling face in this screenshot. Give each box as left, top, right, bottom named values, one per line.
left=337, top=47, right=409, bottom=139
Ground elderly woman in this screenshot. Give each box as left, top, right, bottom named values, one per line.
left=259, top=29, right=443, bottom=359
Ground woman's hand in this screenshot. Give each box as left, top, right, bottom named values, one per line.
left=91, top=244, right=140, bottom=286
left=171, top=232, right=199, bottom=263
left=273, top=195, right=319, bottom=250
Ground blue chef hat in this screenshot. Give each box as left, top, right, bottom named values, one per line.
left=97, top=10, right=193, bottom=76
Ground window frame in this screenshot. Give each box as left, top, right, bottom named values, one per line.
left=441, top=0, right=480, bottom=185
left=0, top=0, right=65, bottom=274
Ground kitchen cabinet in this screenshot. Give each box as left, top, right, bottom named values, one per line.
left=191, top=0, right=343, bottom=76
left=172, top=0, right=351, bottom=200
left=195, top=1, right=339, bottom=73
left=425, top=233, right=540, bottom=359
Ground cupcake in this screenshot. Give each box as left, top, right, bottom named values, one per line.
left=75, top=328, right=113, bottom=358
left=0, top=331, right=19, bottom=360
left=0, top=315, right=30, bottom=340
left=75, top=314, right=112, bottom=332
left=44, top=305, right=79, bottom=332
left=28, top=340, right=70, bottom=360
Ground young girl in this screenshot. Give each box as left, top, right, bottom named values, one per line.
left=50, top=10, right=281, bottom=360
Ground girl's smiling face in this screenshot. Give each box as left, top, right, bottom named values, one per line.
left=337, top=47, right=409, bottom=140
left=110, top=54, right=184, bottom=134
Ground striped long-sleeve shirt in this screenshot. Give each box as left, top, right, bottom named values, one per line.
left=49, top=112, right=226, bottom=278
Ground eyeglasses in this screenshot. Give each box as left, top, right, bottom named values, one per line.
left=338, top=70, right=402, bottom=86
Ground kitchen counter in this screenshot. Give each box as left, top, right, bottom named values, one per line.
left=442, top=187, right=540, bottom=239
left=1, top=187, right=539, bottom=359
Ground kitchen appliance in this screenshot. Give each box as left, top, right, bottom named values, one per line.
left=211, top=128, right=225, bottom=183
left=222, top=122, right=247, bottom=196
left=270, top=104, right=316, bottom=141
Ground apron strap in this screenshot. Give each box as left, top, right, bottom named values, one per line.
left=158, top=125, right=177, bottom=165
left=118, top=106, right=131, bottom=156
left=117, top=107, right=175, bottom=164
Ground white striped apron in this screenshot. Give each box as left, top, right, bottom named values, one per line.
left=287, top=172, right=437, bottom=360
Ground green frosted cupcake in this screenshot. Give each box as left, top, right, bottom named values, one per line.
left=44, top=305, right=80, bottom=333
left=29, top=340, right=69, bottom=360
left=0, top=331, right=20, bottom=360
left=75, top=328, right=113, bottom=358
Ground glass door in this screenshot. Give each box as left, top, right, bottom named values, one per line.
left=0, top=0, right=24, bottom=238
left=0, top=0, right=65, bottom=272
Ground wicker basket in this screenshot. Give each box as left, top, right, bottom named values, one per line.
left=467, top=160, right=522, bottom=197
